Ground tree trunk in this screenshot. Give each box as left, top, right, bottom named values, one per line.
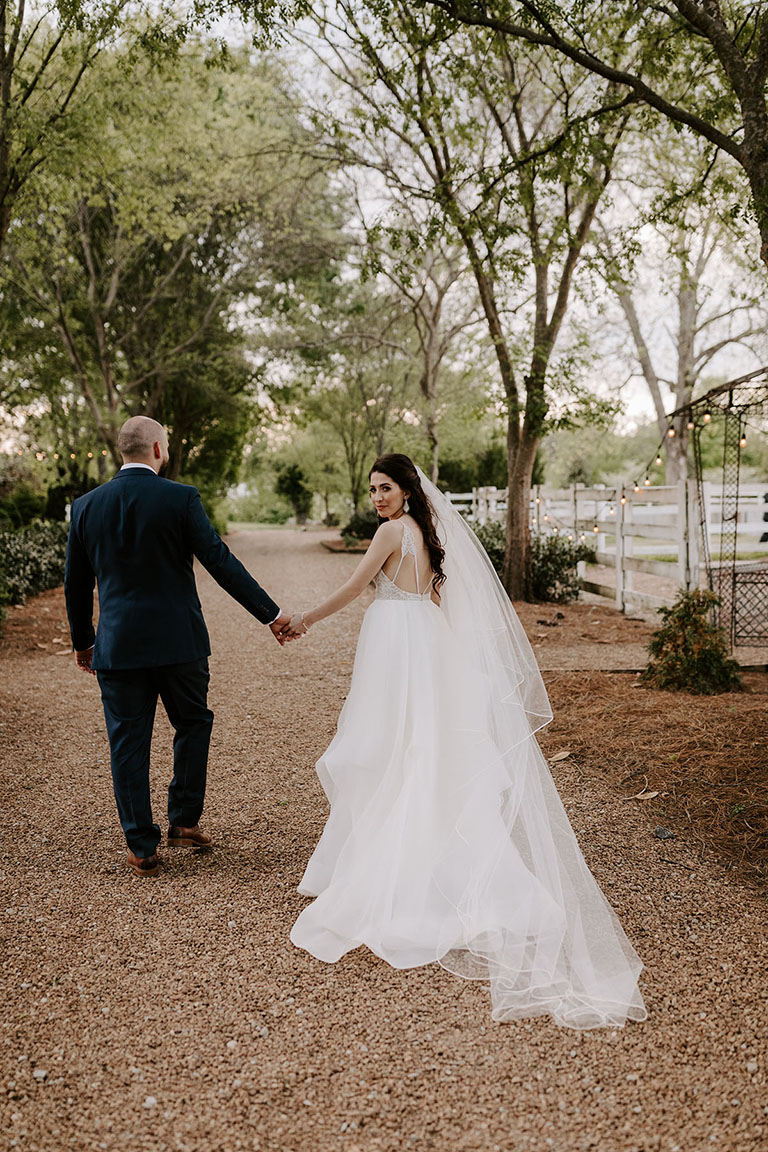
left=502, top=426, right=539, bottom=600
left=426, top=399, right=439, bottom=483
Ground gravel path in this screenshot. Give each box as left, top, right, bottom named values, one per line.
left=1, top=527, right=766, bottom=1152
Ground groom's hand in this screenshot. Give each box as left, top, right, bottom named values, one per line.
left=75, top=646, right=96, bottom=675
left=269, top=612, right=293, bottom=646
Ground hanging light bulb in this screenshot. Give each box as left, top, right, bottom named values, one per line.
left=70, top=453, right=76, bottom=459
left=633, top=483, right=641, bottom=493
left=609, top=506, right=615, bottom=516
left=102, top=449, right=107, bottom=456
left=739, top=432, right=747, bottom=448
left=620, top=495, right=627, bottom=505
left=53, top=453, right=59, bottom=460
left=687, top=419, right=695, bottom=430
left=667, top=427, right=676, bottom=438
left=644, top=476, right=651, bottom=486
left=592, top=524, right=599, bottom=534
left=87, top=452, right=93, bottom=459
left=655, top=455, right=663, bottom=466
left=703, top=411, right=711, bottom=423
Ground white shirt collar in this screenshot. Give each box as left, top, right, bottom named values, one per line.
left=120, top=463, right=157, bottom=473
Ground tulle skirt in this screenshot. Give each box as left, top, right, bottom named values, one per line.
left=290, top=599, right=646, bottom=1029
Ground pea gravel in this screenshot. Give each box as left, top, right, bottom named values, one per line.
left=1, top=527, right=766, bottom=1152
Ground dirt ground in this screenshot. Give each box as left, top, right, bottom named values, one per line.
left=1, top=526, right=767, bottom=1152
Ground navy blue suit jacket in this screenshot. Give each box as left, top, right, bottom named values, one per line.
left=64, top=468, right=280, bottom=670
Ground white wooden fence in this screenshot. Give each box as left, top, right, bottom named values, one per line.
left=447, top=481, right=768, bottom=614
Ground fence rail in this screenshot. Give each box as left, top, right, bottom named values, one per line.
left=447, top=481, right=768, bottom=616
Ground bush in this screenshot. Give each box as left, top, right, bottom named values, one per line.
left=473, top=519, right=506, bottom=574
left=529, top=533, right=596, bottom=603
left=0, top=521, right=69, bottom=606
left=275, top=464, right=312, bottom=523
left=0, top=482, right=46, bottom=529
left=341, top=506, right=380, bottom=545
left=641, top=589, right=743, bottom=694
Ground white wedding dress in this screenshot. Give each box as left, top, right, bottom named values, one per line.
left=291, top=495, right=646, bottom=1030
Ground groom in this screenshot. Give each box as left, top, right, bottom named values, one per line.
left=65, top=416, right=292, bottom=877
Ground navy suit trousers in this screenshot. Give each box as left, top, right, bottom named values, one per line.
left=96, top=659, right=213, bottom=857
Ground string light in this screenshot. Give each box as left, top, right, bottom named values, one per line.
left=687, top=419, right=695, bottom=430
left=644, top=476, right=651, bottom=486
left=667, top=427, right=676, bottom=438
left=633, top=483, right=641, bottom=493
left=740, top=432, right=747, bottom=448
left=655, top=455, right=663, bottom=466
left=703, top=411, right=711, bottom=423
left=609, top=506, right=615, bottom=516
left=592, top=524, right=599, bottom=534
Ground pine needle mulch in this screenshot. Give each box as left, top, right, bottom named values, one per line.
left=540, top=667, right=768, bottom=890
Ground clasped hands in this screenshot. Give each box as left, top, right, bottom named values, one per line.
left=269, top=611, right=311, bottom=646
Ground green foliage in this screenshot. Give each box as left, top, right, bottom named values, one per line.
left=529, top=533, right=597, bottom=604
left=473, top=519, right=506, bottom=574
left=641, top=589, right=743, bottom=695
left=0, top=522, right=69, bottom=607
left=224, top=491, right=292, bottom=525
left=275, top=464, right=313, bottom=522
left=439, top=441, right=508, bottom=492
left=341, top=506, right=380, bottom=544
left=0, top=483, right=46, bottom=529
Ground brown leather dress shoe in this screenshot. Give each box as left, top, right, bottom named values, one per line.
left=126, top=850, right=160, bottom=877
left=167, top=824, right=212, bottom=848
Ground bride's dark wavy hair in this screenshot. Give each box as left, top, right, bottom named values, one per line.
left=369, top=454, right=446, bottom=591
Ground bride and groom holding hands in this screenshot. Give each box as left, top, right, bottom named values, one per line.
left=65, top=414, right=646, bottom=1029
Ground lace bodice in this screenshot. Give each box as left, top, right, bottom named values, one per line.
left=374, top=521, right=432, bottom=601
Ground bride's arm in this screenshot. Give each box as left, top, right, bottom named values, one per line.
left=298, top=521, right=401, bottom=630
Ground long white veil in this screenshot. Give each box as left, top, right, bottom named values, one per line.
left=417, top=469, right=646, bottom=1028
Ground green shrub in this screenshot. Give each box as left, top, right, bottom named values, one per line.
left=473, top=519, right=506, bottom=573
left=641, top=589, right=743, bottom=694
left=275, top=463, right=312, bottom=522
left=0, top=521, right=69, bottom=605
left=473, top=524, right=594, bottom=602
left=342, top=506, right=380, bottom=545
left=0, top=482, right=46, bottom=529
left=529, top=533, right=596, bottom=603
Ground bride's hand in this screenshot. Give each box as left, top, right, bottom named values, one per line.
left=286, top=612, right=310, bottom=640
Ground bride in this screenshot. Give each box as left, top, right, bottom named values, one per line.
left=286, top=453, right=646, bottom=1029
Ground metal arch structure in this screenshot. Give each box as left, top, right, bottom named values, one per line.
left=668, top=366, right=768, bottom=648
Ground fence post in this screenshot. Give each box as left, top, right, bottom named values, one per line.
left=616, top=486, right=626, bottom=612
left=702, top=480, right=714, bottom=562
left=624, top=490, right=635, bottom=610
left=676, top=478, right=688, bottom=589
left=686, top=477, right=700, bottom=589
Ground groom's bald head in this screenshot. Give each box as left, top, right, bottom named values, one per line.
left=118, top=416, right=169, bottom=467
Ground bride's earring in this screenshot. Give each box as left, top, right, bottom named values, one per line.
left=403, top=497, right=410, bottom=513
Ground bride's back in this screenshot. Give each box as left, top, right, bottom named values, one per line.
left=380, top=517, right=434, bottom=595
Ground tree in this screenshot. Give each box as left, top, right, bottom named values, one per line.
left=0, top=1, right=199, bottom=258
left=596, top=134, right=767, bottom=483
left=422, top=2, right=768, bottom=274
left=275, top=462, right=313, bottom=521
left=1, top=41, right=335, bottom=496
left=297, top=2, right=631, bottom=596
